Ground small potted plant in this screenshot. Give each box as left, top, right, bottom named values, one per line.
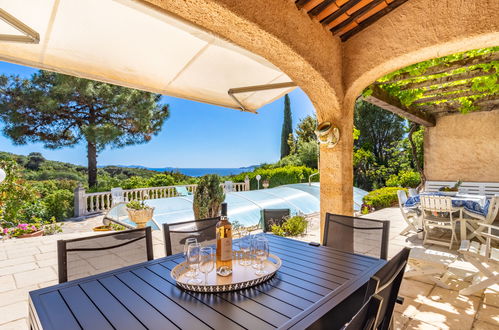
left=3, top=223, right=44, bottom=238
left=126, top=200, right=154, bottom=228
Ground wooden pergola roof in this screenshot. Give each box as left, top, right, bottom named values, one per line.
left=362, top=47, right=499, bottom=126
left=295, top=0, right=410, bottom=41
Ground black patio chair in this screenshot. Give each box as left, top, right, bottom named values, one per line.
left=262, top=208, right=290, bottom=232
left=341, top=294, right=383, bottom=330
left=57, top=227, right=153, bottom=283
left=323, top=213, right=390, bottom=260
left=162, top=217, right=219, bottom=256
left=364, top=247, right=410, bottom=330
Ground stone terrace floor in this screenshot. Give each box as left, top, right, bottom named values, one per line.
left=0, top=208, right=498, bottom=329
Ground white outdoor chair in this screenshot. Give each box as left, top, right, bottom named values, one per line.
left=459, top=223, right=499, bottom=295
left=397, top=190, right=420, bottom=235
left=421, top=195, right=459, bottom=249
left=405, top=247, right=457, bottom=289
left=464, top=194, right=499, bottom=243
left=408, top=188, right=418, bottom=197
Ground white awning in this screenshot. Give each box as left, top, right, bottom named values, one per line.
left=0, top=0, right=296, bottom=112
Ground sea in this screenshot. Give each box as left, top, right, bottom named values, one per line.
left=139, top=167, right=255, bottom=177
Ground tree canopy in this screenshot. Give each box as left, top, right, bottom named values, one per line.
left=280, top=94, right=292, bottom=159
left=0, top=71, right=170, bottom=187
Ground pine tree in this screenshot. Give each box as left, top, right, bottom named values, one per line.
left=280, top=94, right=292, bottom=159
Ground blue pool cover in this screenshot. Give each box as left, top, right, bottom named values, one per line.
left=105, top=183, right=368, bottom=229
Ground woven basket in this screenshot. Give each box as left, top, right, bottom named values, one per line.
left=127, top=207, right=155, bottom=228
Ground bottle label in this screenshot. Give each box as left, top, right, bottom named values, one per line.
left=220, top=237, right=232, bottom=261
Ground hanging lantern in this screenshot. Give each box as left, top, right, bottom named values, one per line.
left=315, top=122, right=340, bottom=148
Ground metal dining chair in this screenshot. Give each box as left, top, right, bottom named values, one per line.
left=57, top=227, right=153, bottom=283
left=341, top=294, right=383, bottom=330
left=364, top=247, right=410, bottom=330
left=162, top=217, right=219, bottom=256
left=323, top=213, right=390, bottom=260
left=262, top=209, right=290, bottom=232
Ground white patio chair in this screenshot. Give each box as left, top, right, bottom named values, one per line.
left=408, top=188, right=418, bottom=197
left=405, top=247, right=457, bottom=288
left=421, top=195, right=459, bottom=249
left=459, top=223, right=499, bottom=295
left=397, top=190, right=420, bottom=235
left=464, top=194, right=499, bottom=243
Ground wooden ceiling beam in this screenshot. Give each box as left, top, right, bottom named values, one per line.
left=341, top=0, right=409, bottom=41
left=295, top=0, right=312, bottom=8
left=421, top=82, right=472, bottom=96
left=412, top=90, right=490, bottom=104
left=332, top=0, right=386, bottom=34
left=377, top=52, right=499, bottom=84
left=416, top=95, right=499, bottom=113
left=363, top=85, right=436, bottom=126
left=321, top=0, right=363, bottom=25
left=399, top=68, right=496, bottom=90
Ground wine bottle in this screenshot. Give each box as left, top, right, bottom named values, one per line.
left=216, top=203, right=233, bottom=276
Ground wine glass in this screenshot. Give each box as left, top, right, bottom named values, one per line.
left=254, top=236, right=269, bottom=276
left=238, top=233, right=252, bottom=266
left=187, top=243, right=202, bottom=284
left=183, top=238, right=197, bottom=278
left=251, top=234, right=263, bottom=269
left=199, top=247, right=215, bottom=285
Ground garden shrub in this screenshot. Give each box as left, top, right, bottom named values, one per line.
left=232, top=166, right=318, bottom=190
left=193, top=174, right=225, bottom=220
left=44, top=189, right=74, bottom=221
left=147, top=174, right=175, bottom=187
left=362, top=187, right=407, bottom=210
left=271, top=215, right=308, bottom=237
left=386, top=170, right=420, bottom=188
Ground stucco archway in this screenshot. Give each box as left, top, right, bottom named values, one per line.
left=142, top=0, right=356, bottom=237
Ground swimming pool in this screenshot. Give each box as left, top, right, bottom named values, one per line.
left=104, top=183, right=368, bottom=229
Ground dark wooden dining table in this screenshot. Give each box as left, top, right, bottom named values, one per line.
left=29, top=234, right=386, bottom=330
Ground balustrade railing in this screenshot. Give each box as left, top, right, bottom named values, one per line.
left=74, top=180, right=248, bottom=217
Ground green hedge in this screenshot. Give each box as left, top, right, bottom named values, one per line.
left=232, top=166, right=318, bottom=189
left=363, top=187, right=407, bottom=210
left=386, top=170, right=421, bottom=188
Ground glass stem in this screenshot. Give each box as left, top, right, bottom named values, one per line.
left=204, top=272, right=207, bottom=285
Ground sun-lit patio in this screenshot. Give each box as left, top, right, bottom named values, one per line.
left=0, top=208, right=498, bottom=329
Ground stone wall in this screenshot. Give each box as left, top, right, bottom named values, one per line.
left=424, top=110, right=499, bottom=182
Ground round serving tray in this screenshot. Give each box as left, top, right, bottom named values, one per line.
left=171, top=253, right=282, bottom=293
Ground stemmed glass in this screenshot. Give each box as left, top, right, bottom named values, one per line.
left=187, top=243, right=202, bottom=284
left=253, top=236, right=269, bottom=276
left=183, top=238, right=197, bottom=278
left=199, top=247, right=215, bottom=285
left=238, top=232, right=252, bottom=266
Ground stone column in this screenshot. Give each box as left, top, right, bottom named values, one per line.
left=73, top=184, right=86, bottom=217
left=318, top=109, right=354, bottom=243
left=244, top=175, right=250, bottom=191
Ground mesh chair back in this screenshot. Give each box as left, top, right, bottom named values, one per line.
left=366, top=247, right=410, bottom=330
left=341, top=295, right=382, bottom=330
left=262, top=209, right=290, bottom=232
left=163, top=217, right=219, bottom=256
left=324, top=213, right=390, bottom=260
left=58, top=227, right=153, bottom=283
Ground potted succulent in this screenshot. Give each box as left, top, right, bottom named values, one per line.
left=126, top=200, right=154, bottom=228
left=438, top=180, right=462, bottom=196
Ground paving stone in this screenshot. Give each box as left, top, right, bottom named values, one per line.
left=482, top=288, right=499, bottom=308
left=0, top=263, right=38, bottom=277
left=37, top=244, right=56, bottom=253
left=14, top=267, right=57, bottom=288
left=0, top=275, right=16, bottom=293
left=392, top=311, right=410, bottom=330
left=412, top=304, right=475, bottom=330
left=476, top=303, right=499, bottom=326
left=36, top=258, right=57, bottom=268
left=428, top=286, right=480, bottom=312
left=0, top=318, right=28, bottom=330
left=34, top=252, right=56, bottom=261
left=37, top=280, right=58, bottom=289
left=0, top=256, right=35, bottom=268
left=0, top=302, right=28, bottom=326
left=400, top=279, right=434, bottom=299
left=405, top=319, right=443, bottom=329
left=0, top=251, right=7, bottom=261
left=0, top=286, right=37, bottom=307
left=472, top=320, right=499, bottom=330
left=6, top=248, right=40, bottom=259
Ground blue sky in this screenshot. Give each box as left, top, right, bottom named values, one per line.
left=0, top=61, right=315, bottom=168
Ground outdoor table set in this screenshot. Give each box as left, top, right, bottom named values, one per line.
left=29, top=234, right=386, bottom=330
left=404, top=192, right=490, bottom=240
